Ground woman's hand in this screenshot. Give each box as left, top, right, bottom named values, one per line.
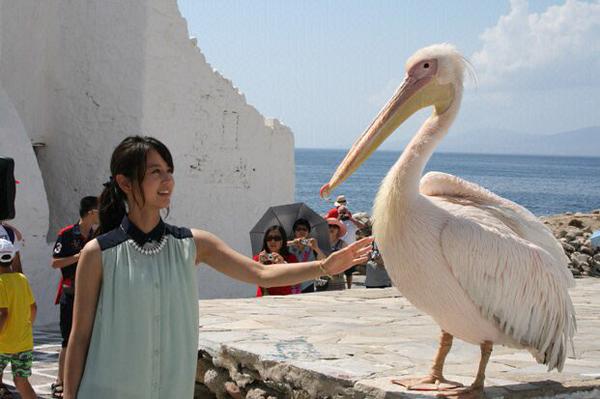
left=308, top=238, right=318, bottom=250
left=270, top=253, right=285, bottom=264
left=321, top=237, right=373, bottom=275
left=258, top=251, right=285, bottom=264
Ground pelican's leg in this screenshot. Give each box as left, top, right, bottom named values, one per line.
left=392, top=331, right=463, bottom=391
left=436, top=341, right=493, bottom=399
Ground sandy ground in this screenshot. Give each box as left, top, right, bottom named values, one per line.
left=541, top=210, right=600, bottom=234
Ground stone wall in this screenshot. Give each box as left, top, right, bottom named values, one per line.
left=0, top=0, right=294, bottom=326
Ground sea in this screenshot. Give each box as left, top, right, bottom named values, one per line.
left=295, top=149, right=600, bottom=217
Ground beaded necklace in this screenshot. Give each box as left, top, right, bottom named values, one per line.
left=120, top=225, right=168, bottom=256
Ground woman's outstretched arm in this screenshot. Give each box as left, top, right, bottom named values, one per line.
left=63, top=240, right=102, bottom=399
left=193, top=229, right=372, bottom=288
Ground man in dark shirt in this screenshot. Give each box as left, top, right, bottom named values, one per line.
left=50, top=196, right=98, bottom=398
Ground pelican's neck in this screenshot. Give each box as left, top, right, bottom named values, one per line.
left=382, top=88, right=462, bottom=206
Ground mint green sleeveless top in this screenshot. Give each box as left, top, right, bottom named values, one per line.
left=77, top=217, right=198, bottom=399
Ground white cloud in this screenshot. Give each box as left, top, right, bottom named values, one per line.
left=472, top=0, right=600, bottom=89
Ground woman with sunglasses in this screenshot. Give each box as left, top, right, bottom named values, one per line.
left=253, top=225, right=299, bottom=296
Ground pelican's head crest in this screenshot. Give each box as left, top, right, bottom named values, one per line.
left=406, top=43, right=467, bottom=88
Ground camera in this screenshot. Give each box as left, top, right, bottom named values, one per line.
left=266, top=253, right=276, bottom=261
left=300, top=238, right=310, bottom=246
left=369, top=243, right=380, bottom=260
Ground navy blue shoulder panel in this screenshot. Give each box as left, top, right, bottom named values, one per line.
left=96, top=227, right=128, bottom=251
left=165, top=223, right=193, bottom=239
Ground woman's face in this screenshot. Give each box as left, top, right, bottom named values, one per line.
left=328, top=225, right=339, bottom=244
left=294, top=225, right=309, bottom=239
left=265, top=230, right=283, bottom=253
left=138, top=149, right=174, bottom=210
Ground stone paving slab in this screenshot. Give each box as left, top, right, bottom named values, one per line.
left=198, top=278, right=600, bottom=398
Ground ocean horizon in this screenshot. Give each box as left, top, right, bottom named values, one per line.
left=295, top=148, right=600, bottom=217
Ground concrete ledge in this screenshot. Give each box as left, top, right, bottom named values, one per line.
left=197, top=280, right=600, bottom=398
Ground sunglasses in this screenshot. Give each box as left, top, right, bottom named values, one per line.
left=294, top=226, right=309, bottom=232
left=266, top=235, right=283, bottom=242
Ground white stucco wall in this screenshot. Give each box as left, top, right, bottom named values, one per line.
left=0, top=0, right=294, bottom=326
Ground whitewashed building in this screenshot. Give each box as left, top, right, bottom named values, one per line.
left=0, top=0, right=295, bottom=326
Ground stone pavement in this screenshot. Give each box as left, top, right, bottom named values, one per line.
left=3, top=278, right=599, bottom=398
left=198, top=278, right=600, bottom=398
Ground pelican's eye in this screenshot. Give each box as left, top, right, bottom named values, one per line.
left=423, top=62, right=430, bottom=69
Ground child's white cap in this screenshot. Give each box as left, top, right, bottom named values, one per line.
left=0, top=238, right=16, bottom=264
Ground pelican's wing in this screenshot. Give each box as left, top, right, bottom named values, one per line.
left=421, top=172, right=576, bottom=371
left=420, top=172, right=566, bottom=263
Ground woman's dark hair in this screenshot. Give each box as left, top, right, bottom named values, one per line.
left=292, top=218, right=311, bottom=233
left=96, top=136, right=173, bottom=236
left=261, top=225, right=290, bottom=256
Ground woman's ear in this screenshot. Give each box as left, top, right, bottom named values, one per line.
left=115, top=174, right=132, bottom=195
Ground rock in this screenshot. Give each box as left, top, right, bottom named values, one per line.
left=594, top=254, right=600, bottom=262
left=575, top=254, right=591, bottom=264
left=569, top=219, right=584, bottom=228
left=565, top=232, right=577, bottom=241
left=558, top=230, right=568, bottom=238
left=195, top=383, right=217, bottom=399
left=571, top=268, right=582, bottom=276
left=565, top=212, right=574, bottom=216
left=561, top=242, right=576, bottom=253
left=581, top=246, right=594, bottom=256
left=581, top=263, right=591, bottom=272
left=203, top=368, right=229, bottom=397
left=246, top=388, right=268, bottom=399
left=224, top=381, right=243, bottom=399
left=592, top=209, right=600, bottom=214
left=583, top=226, right=593, bottom=233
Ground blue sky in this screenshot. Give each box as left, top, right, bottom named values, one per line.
left=178, top=0, right=600, bottom=149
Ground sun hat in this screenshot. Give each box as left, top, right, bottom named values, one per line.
left=352, top=212, right=371, bottom=228
left=334, top=195, right=347, bottom=207
left=0, top=238, right=16, bottom=264
left=326, top=218, right=347, bottom=238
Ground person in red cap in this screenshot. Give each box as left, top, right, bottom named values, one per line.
left=317, top=218, right=348, bottom=291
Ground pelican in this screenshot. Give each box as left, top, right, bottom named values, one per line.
left=320, top=44, right=576, bottom=398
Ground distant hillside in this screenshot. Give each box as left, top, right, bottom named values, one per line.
left=384, top=126, right=600, bottom=157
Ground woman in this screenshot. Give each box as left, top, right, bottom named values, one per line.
left=253, top=225, right=299, bottom=296
left=287, top=218, right=326, bottom=293
left=63, top=136, right=372, bottom=399
left=319, top=218, right=348, bottom=291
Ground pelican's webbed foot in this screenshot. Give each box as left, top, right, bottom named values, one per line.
left=435, top=384, right=484, bottom=398
left=391, top=375, right=463, bottom=391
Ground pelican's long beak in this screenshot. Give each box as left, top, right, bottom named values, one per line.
left=320, top=75, right=450, bottom=198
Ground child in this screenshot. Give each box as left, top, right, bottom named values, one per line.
left=0, top=239, right=36, bottom=399
left=64, top=136, right=373, bottom=398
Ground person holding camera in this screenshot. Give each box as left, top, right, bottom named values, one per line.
left=253, top=225, right=299, bottom=296
left=287, top=219, right=326, bottom=293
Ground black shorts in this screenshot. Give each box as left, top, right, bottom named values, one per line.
left=59, top=293, right=74, bottom=348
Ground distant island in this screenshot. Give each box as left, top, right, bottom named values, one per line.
left=384, top=126, right=600, bottom=157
